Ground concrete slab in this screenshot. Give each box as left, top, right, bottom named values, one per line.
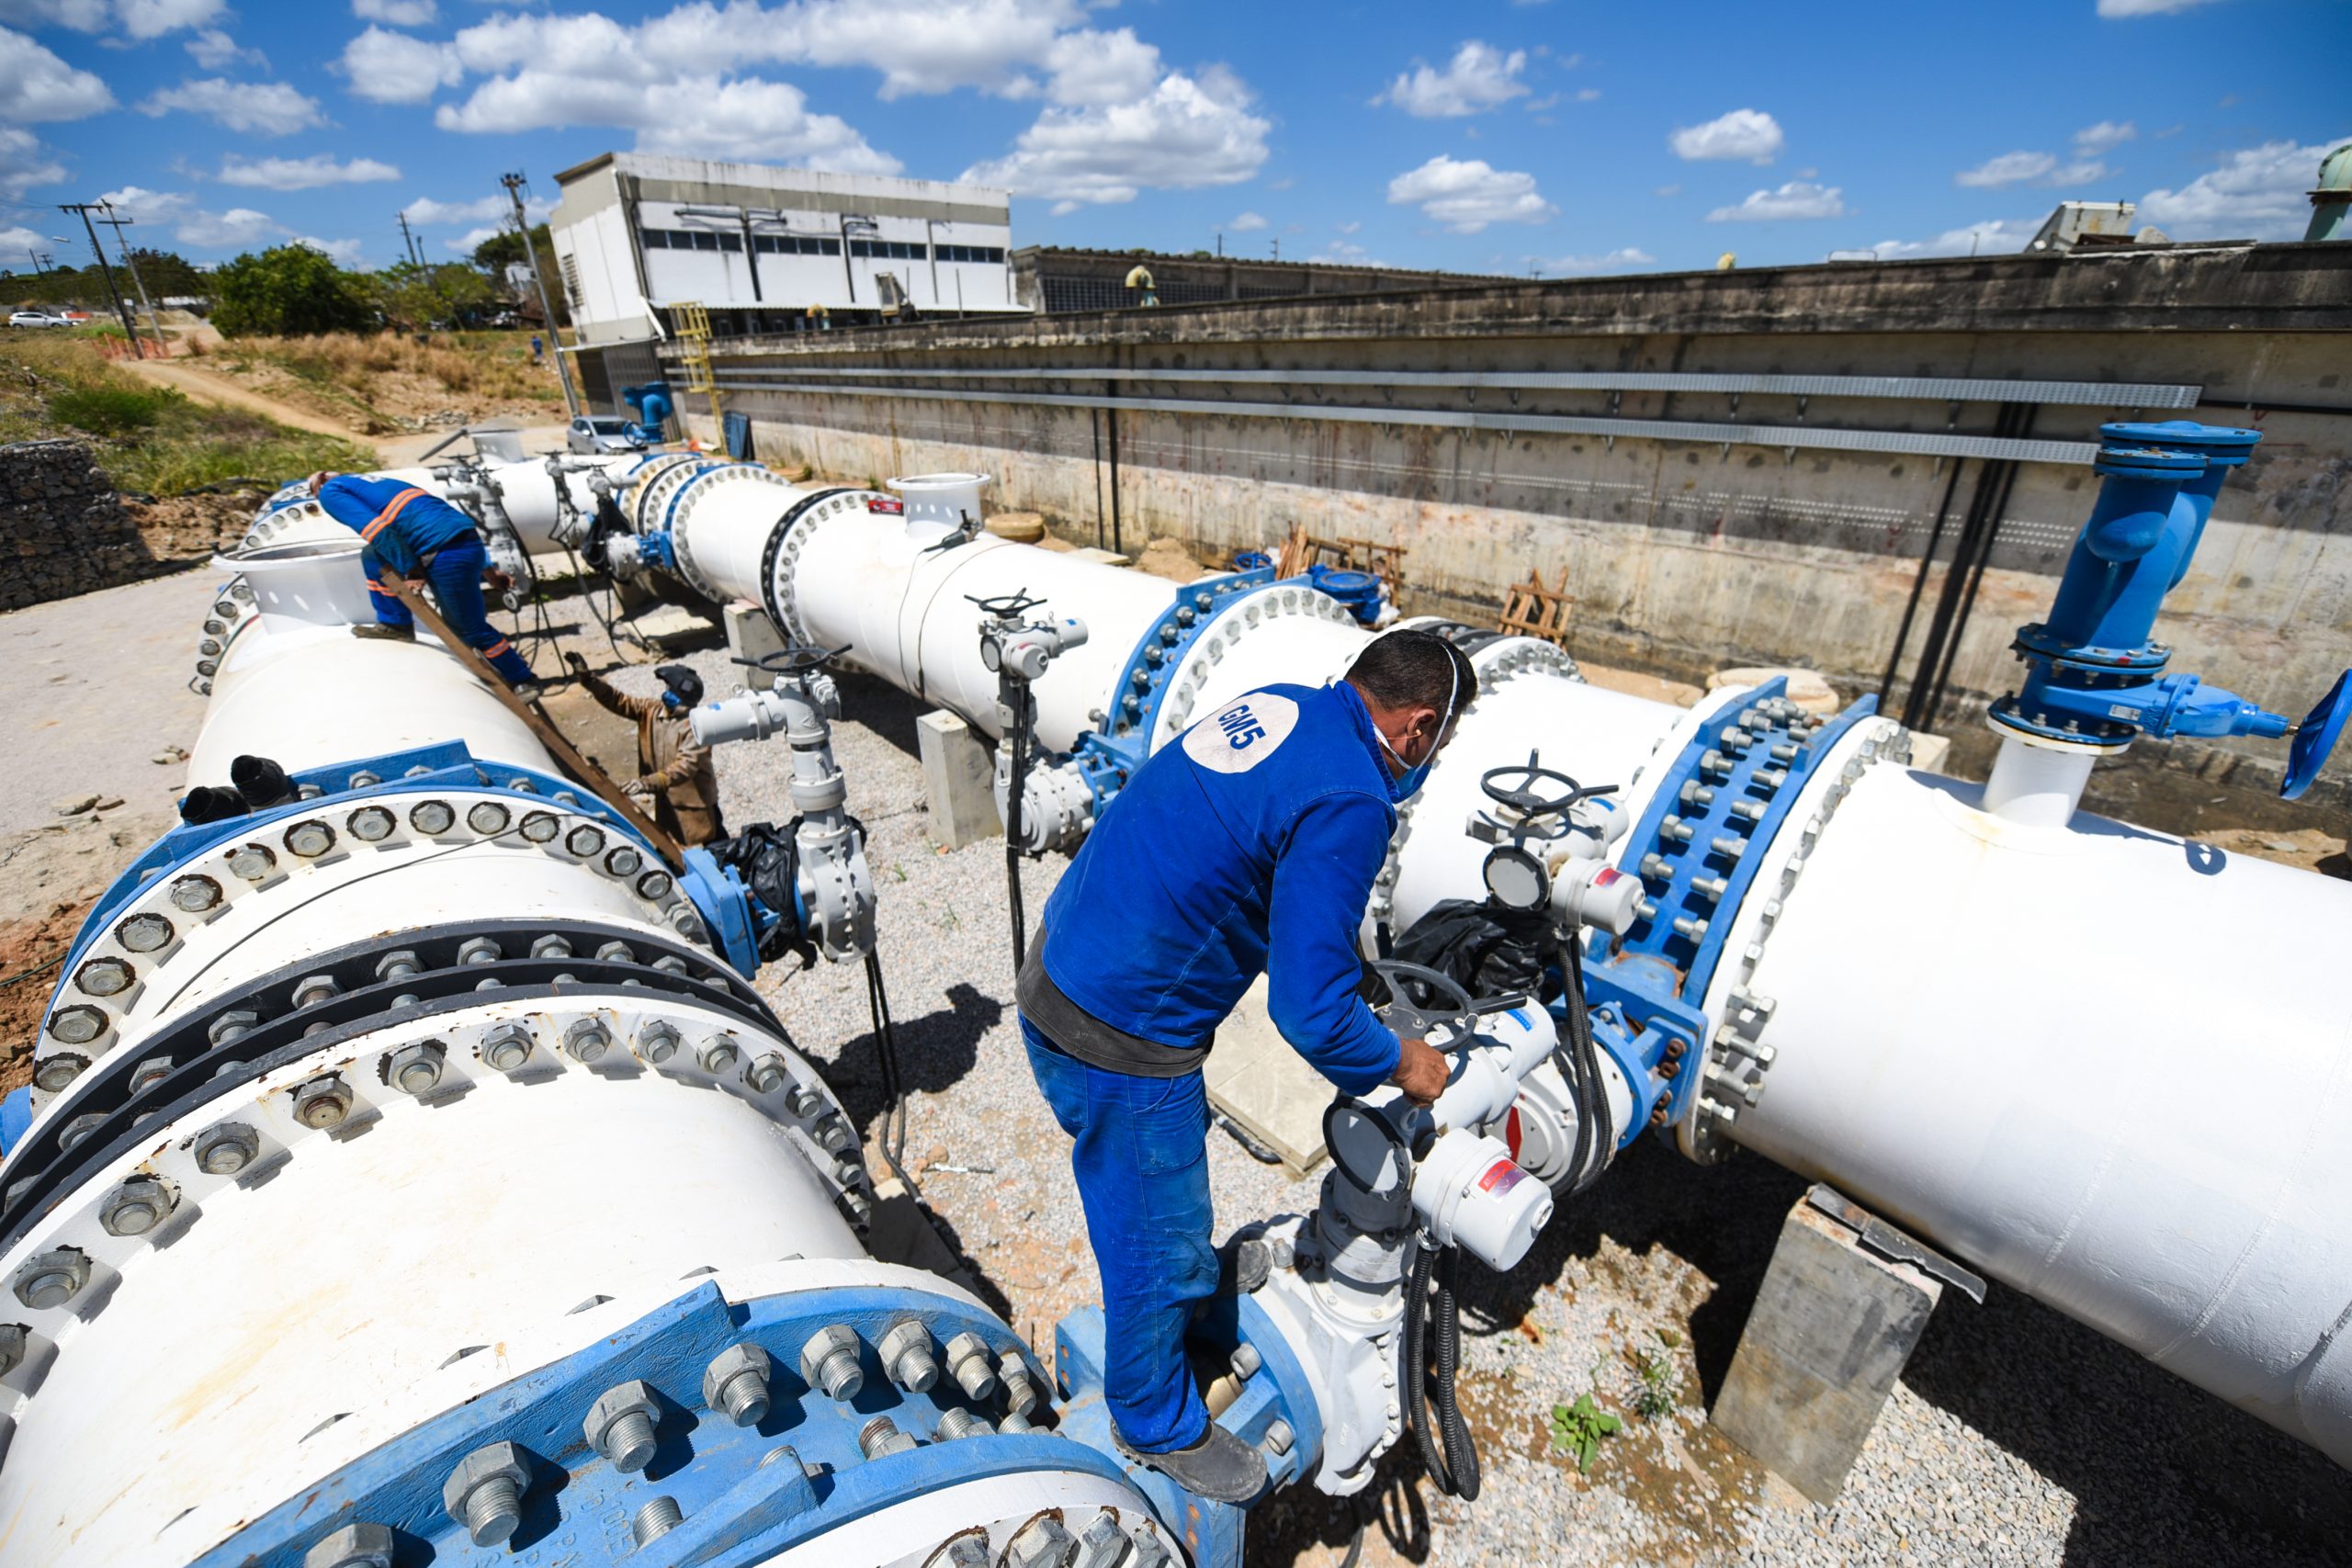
left=629, top=602, right=718, bottom=649
left=723, top=603, right=789, bottom=669
left=1203, top=976, right=1333, bottom=1179
left=917, top=710, right=1001, bottom=850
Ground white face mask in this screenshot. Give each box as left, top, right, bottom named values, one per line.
left=1377, top=655, right=1459, bottom=795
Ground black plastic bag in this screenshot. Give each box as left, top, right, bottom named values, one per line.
left=1391, top=898, right=1554, bottom=1001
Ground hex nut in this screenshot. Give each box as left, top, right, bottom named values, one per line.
left=388, top=1042, right=447, bottom=1095
left=292, top=1075, right=354, bottom=1130
left=1263, top=1417, right=1295, bottom=1455
left=637, top=1021, right=681, bottom=1065
left=935, top=1406, right=992, bottom=1440
left=12, top=1248, right=91, bottom=1309
left=798, top=1323, right=865, bottom=1401
left=303, top=1521, right=394, bottom=1568
left=1009, top=1517, right=1075, bottom=1568
left=0, top=1323, right=26, bottom=1376
left=998, top=1408, right=1035, bottom=1435
left=857, top=1415, right=916, bottom=1458
left=1000, top=1356, right=1040, bottom=1415
left=291, top=974, right=341, bottom=1009
left=785, top=1084, right=824, bottom=1119
left=585, top=1379, right=662, bottom=1472
left=944, top=1331, right=997, bottom=1400
left=930, top=1539, right=990, bottom=1568
left=877, top=1319, right=939, bottom=1393
left=530, top=933, right=573, bottom=960
left=194, top=1122, right=261, bottom=1175
left=456, top=937, right=503, bottom=967
left=207, top=1009, right=261, bottom=1046
left=374, top=949, right=423, bottom=984
left=703, top=1343, right=774, bottom=1427
left=441, top=1440, right=530, bottom=1547
left=562, top=1018, right=611, bottom=1065
left=1076, top=1513, right=1127, bottom=1568
left=699, top=1034, right=741, bottom=1074
left=481, top=1022, right=534, bottom=1072
left=99, top=1177, right=175, bottom=1236
left=745, top=1054, right=787, bottom=1095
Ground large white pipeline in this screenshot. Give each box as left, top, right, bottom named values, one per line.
left=646, top=460, right=2352, bottom=1468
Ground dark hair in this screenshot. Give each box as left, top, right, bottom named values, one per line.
left=1346, top=629, right=1476, bottom=715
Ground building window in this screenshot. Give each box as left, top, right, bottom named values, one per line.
left=935, top=244, right=1006, bottom=265
left=717, top=231, right=742, bottom=252
left=849, top=240, right=927, bottom=260
left=641, top=229, right=669, bottom=249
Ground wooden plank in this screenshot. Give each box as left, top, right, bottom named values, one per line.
left=381, top=574, right=688, bottom=867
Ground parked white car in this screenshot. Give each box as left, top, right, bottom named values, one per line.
left=567, top=415, right=649, bottom=455
left=7, top=310, right=69, bottom=328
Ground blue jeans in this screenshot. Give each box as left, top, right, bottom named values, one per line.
left=1022, top=1016, right=1217, bottom=1452
left=369, top=534, right=536, bottom=686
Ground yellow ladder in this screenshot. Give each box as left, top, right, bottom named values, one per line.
left=673, top=300, right=721, bottom=432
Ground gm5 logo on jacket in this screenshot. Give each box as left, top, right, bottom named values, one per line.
left=1183, top=691, right=1299, bottom=774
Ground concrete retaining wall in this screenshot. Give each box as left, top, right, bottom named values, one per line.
left=684, top=242, right=2352, bottom=831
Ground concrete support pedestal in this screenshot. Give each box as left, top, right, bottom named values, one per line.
left=918, top=710, right=1002, bottom=850
left=723, top=602, right=789, bottom=668
left=1711, top=1192, right=1946, bottom=1502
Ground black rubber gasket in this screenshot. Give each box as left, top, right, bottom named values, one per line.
left=4, top=918, right=786, bottom=1251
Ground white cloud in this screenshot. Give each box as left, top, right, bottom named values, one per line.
left=1669, top=107, right=1782, bottom=164
left=2098, top=0, right=2225, bottom=15
left=1335, top=220, right=1361, bottom=234
left=175, top=205, right=276, bottom=247
left=1706, top=180, right=1847, bottom=221
left=1530, top=247, right=1657, bottom=275
left=351, top=0, right=435, bottom=23
left=290, top=233, right=367, bottom=267
left=1312, top=238, right=1386, bottom=265
left=97, top=183, right=189, bottom=219
left=963, top=66, right=1269, bottom=208
left=447, top=223, right=503, bottom=253
left=1375, top=39, right=1528, bottom=118
left=1039, top=27, right=1160, bottom=107
left=337, top=25, right=461, bottom=104
left=2075, top=118, right=2137, bottom=153
left=401, top=194, right=507, bottom=226
left=183, top=26, right=260, bottom=69
left=1869, top=217, right=2041, bottom=259
left=438, top=68, right=899, bottom=171
left=1386, top=154, right=1556, bottom=232
left=0, top=126, right=65, bottom=198
left=1956, top=150, right=2112, bottom=188
left=2138, top=135, right=2350, bottom=240
left=0, top=25, right=117, bottom=120
left=5, top=0, right=223, bottom=37
left=141, top=76, right=324, bottom=135
left=1227, top=210, right=1267, bottom=232
left=1, top=223, right=51, bottom=256
left=218, top=154, right=401, bottom=190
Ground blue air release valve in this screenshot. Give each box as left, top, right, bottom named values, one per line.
left=1990, top=422, right=2351, bottom=799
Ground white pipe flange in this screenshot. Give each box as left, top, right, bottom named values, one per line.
left=668, top=465, right=798, bottom=602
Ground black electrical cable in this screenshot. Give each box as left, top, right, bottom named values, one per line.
left=863, top=949, right=914, bottom=1188
left=1003, top=681, right=1030, bottom=971
left=1431, top=1246, right=1481, bottom=1501
left=1400, top=1239, right=1481, bottom=1500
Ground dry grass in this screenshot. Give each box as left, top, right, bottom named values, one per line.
left=187, top=329, right=563, bottom=428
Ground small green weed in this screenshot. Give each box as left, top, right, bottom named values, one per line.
left=1632, top=1347, right=1679, bottom=1420
left=1549, top=1393, right=1621, bottom=1472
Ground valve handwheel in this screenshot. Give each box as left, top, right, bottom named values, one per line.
left=1479, top=750, right=1616, bottom=819
left=967, top=589, right=1046, bottom=621
left=1363, top=959, right=1478, bottom=1047
left=733, top=643, right=849, bottom=676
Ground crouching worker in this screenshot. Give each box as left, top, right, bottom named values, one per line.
left=1018, top=629, right=1471, bottom=1501
left=564, top=653, right=727, bottom=847
left=308, top=471, right=537, bottom=694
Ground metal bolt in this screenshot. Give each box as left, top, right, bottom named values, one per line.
left=284, top=820, right=335, bottom=857
left=636, top=870, right=673, bottom=900
left=457, top=937, right=503, bottom=966
left=703, top=1344, right=774, bottom=1427
left=375, top=950, right=423, bottom=984
left=565, top=824, right=606, bottom=859
left=389, top=1042, right=447, bottom=1095
left=1229, top=1342, right=1262, bottom=1381
left=228, top=844, right=276, bottom=880
left=1074, top=1514, right=1127, bottom=1568
left=998, top=1408, right=1035, bottom=1434
left=798, top=1323, right=865, bottom=1400
left=531, top=934, right=574, bottom=960
left=346, top=807, right=395, bottom=841
left=745, top=1054, right=787, bottom=1095
left=481, top=1022, right=534, bottom=1072
left=195, top=1122, right=259, bottom=1175
left=169, top=874, right=222, bottom=913
left=0, top=1324, right=24, bottom=1377
left=1263, top=1417, right=1295, bottom=1455
left=303, top=1521, right=395, bottom=1568
left=1000, top=1356, right=1040, bottom=1415
left=116, top=911, right=175, bottom=952
left=637, top=1021, right=680, bottom=1064
left=129, top=1055, right=174, bottom=1094
left=786, top=1084, right=824, bottom=1118
left=605, top=844, right=643, bottom=878
left=58, top=1112, right=106, bottom=1152
left=1125, top=1529, right=1170, bottom=1568
left=292, top=974, right=341, bottom=1009
left=12, top=1248, right=90, bottom=1310
left=1659, top=816, right=1695, bottom=843
left=45, top=1006, right=106, bottom=1045
left=100, top=1177, right=174, bottom=1236
left=563, top=1018, right=611, bottom=1064
left=878, top=1319, right=939, bottom=1392
left=814, top=1116, right=857, bottom=1156
left=466, top=801, right=511, bottom=836
left=594, top=941, right=636, bottom=964
left=441, top=1441, right=529, bottom=1547
left=520, top=811, right=560, bottom=844
left=857, top=1415, right=917, bottom=1458
left=293, top=1075, right=354, bottom=1129
left=1009, top=1517, right=1075, bottom=1568
left=700, top=1034, right=741, bottom=1075
left=585, top=1380, right=662, bottom=1472
left=935, top=1406, right=993, bottom=1440
left=932, top=1537, right=991, bottom=1568
left=944, top=1331, right=997, bottom=1400
left=409, top=799, right=456, bottom=835
left=1671, top=916, right=1709, bottom=941
left=631, top=1495, right=684, bottom=1548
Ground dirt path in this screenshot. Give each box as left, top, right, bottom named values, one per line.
left=123, top=356, right=380, bottom=453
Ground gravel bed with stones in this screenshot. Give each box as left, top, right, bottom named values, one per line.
left=551, top=621, right=2346, bottom=1568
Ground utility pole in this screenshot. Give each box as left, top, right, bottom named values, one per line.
left=96, top=202, right=168, bottom=355
left=501, top=171, right=578, bottom=418
left=1271, top=237, right=1280, bottom=262
left=59, top=203, right=141, bottom=348
left=398, top=210, right=424, bottom=268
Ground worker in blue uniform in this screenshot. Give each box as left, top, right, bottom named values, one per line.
left=308, top=472, right=538, bottom=693
left=1019, top=628, right=1470, bottom=1501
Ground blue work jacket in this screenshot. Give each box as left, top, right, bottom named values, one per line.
left=1040, top=680, right=1405, bottom=1096
left=316, top=475, right=478, bottom=578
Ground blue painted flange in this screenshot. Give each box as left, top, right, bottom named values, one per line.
left=1104, top=565, right=1279, bottom=743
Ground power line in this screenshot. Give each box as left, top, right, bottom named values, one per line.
left=501, top=172, right=579, bottom=417
left=58, top=203, right=141, bottom=347
left=94, top=202, right=168, bottom=355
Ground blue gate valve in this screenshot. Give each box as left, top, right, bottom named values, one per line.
left=1990, top=422, right=2352, bottom=800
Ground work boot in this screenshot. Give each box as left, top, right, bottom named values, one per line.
left=510, top=683, right=544, bottom=705
left=352, top=623, right=415, bottom=641
left=1112, top=1421, right=1267, bottom=1503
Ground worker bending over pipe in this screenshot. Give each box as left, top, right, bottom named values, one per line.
left=308, top=470, right=537, bottom=693
left=1018, top=629, right=1468, bottom=1501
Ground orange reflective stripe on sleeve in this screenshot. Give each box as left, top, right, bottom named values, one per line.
left=483, top=637, right=513, bottom=657
left=359, top=487, right=428, bottom=544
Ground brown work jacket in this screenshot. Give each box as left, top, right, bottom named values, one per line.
left=577, top=671, right=727, bottom=847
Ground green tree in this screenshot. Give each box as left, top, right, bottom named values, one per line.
left=371, top=261, right=498, bottom=330
left=470, top=221, right=569, bottom=327
left=211, top=243, right=376, bottom=338
left=122, top=248, right=207, bottom=298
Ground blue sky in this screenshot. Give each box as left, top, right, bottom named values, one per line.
left=3, top=0, right=2345, bottom=277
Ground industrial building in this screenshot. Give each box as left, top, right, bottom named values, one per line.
left=549, top=152, right=1019, bottom=408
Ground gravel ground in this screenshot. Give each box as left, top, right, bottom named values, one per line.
left=534, top=605, right=2350, bottom=1568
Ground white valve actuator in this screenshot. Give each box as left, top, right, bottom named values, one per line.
left=1412, top=1128, right=1553, bottom=1270
left=1550, top=859, right=1644, bottom=936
